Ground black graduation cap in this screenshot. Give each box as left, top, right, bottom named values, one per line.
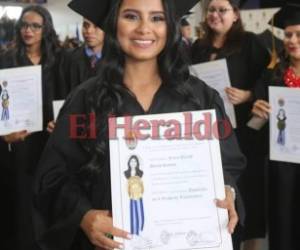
left=68, top=0, right=200, bottom=29
left=216, top=0, right=240, bottom=7
left=230, top=0, right=240, bottom=7
left=270, top=2, right=300, bottom=29
left=180, top=10, right=193, bottom=27
left=266, top=1, right=300, bottom=69
left=180, top=18, right=190, bottom=27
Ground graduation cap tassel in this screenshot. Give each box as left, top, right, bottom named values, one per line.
left=267, top=16, right=278, bottom=69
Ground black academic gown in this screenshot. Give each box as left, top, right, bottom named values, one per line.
left=0, top=49, right=70, bottom=250
left=191, top=32, right=270, bottom=240
left=254, top=68, right=300, bottom=250
left=0, top=52, right=13, bottom=250
left=33, top=75, right=246, bottom=250
left=64, top=46, right=102, bottom=90
left=257, top=29, right=284, bottom=57
left=180, top=38, right=193, bottom=63
left=0, top=134, right=14, bottom=250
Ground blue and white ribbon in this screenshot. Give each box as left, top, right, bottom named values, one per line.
left=130, top=198, right=144, bottom=235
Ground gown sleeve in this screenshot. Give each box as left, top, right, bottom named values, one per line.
left=211, top=90, right=246, bottom=223
left=247, top=33, right=271, bottom=97
left=55, top=48, right=75, bottom=99
left=213, top=93, right=246, bottom=180
left=253, top=68, right=275, bottom=101
left=33, top=85, right=94, bottom=250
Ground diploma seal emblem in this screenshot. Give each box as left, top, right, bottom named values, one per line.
left=160, top=230, right=171, bottom=245
left=125, top=131, right=137, bottom=150
left=186, top=230, right=198, bottom=246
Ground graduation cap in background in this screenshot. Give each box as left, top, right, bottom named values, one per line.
left=269, top=1, right=300, bottom=29
left=229, top=0, right=241, bottom=7
left=68, top=0, right=200, bottom=29
left=267, top=1, right=300, bottom=69
left=182, top=10, right=194, bottom=18
left=211, top=0, right=240, bottom=7
left=203, top=0, right=241, bottom=11
left=180, top=11, right=194, bottom=27
left=180, top=18, right=191, bottom=27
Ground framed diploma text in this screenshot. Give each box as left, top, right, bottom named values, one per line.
left=109, top=110, right=233, bottom=250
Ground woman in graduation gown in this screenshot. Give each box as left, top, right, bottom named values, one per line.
left=252, top=2, right=300, bottom=250
left=0, top=5, right=69, bottom=250
left=33, top=0, right=246, bottom=249
left=191, top=0, right=270, bottom=248
left=0, top=132, right=14, bottom=250
left=0, top=79, right=13, bottom=250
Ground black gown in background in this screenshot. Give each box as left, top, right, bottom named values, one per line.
left=0, top=50, right=13, bottom=250
left=257, top=29, right=284, bottom=57
left=63, top=46, right=102, bottom=90
left=0, top=49, right=70, bottom=250
left=33, top=75, right=246, bottom=250
left=192, top=31, right=270, bottom=240
left=0, top=131, right=14, bottom=250
left=254, top=68, right=300, bottom=250
left=180, top=37, right=193, bottom=63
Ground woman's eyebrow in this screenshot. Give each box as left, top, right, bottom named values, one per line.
left=121, top=8, right=165, bottom=15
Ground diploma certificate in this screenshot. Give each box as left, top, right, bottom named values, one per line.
left=190, top=59, right=236, bottom=128
left=53, top=100, right=65, bottom=121
left=109, top=110, right=233, bottom=250
left=0, top=65, right=42, bottom=135
left=269, top=86, right=300, bottom=164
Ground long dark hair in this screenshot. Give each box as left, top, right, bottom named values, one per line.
left=79, top=0, right=200, bottom=177
left=124, top=155, right=143, bottom=178
left=272, top=50, right=290, bottom=83
left=201, top=0, right=245, bottom=54
left=14, top=5, right=60, bottom=69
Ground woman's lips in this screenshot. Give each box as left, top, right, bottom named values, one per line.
left=288, top=47, right=300, bottom=53
left=132, top=39, right=154, bottom=48
left=23, top=35, right=34, bottom=40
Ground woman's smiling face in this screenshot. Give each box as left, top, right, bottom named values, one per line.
left=206, top=0, right=238, bottom=35
left=284, top=24, right=300, bottom=62
left=117, top=0, right=167, bottom=62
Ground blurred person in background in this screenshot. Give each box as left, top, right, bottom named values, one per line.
left=191, top=1, right=270, bottom=250
left=0, top=5, right=69, bottom=250
left=64, top=18, right=105, bottom=90
left=252, top=2, right=300, bottom=250
left=180, top=16, right=193, bottom=61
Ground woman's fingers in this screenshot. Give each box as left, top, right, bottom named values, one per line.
left=226, top=92, right=238, bottom=103
left=225, top=87, right=238, bottom=102
left=216, top=199, right=238, bottom=234
left=225, top=87, right=252, bottom=104
left=252, top=107, right=266, bottom=119
left=81, top=209, right=130, bottom=250
left=47, top=121, right=56, bottom=133
left=97, top=233, right=124, bottom=249
left=227, top=205, right=239, bottom=234
left=252, top=103, right=264, bottom=118
left=99, top=225, right=130, bottom=249
left=19, top=130, right=29, bottom=140
left=89, top=229, right=123, bottom=249
left=215, top=186, right=239, bottom=234
left=256, top=100, right=271, bottom=113
left=92, top=226, right=128, bottom=249
left=226, top=90, right=240, bottom=104
left=252, top=100, right=271, bottom=119
left=111, top=227, right=131, bottom=239
left=3, top=130, right=29, bottom=143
